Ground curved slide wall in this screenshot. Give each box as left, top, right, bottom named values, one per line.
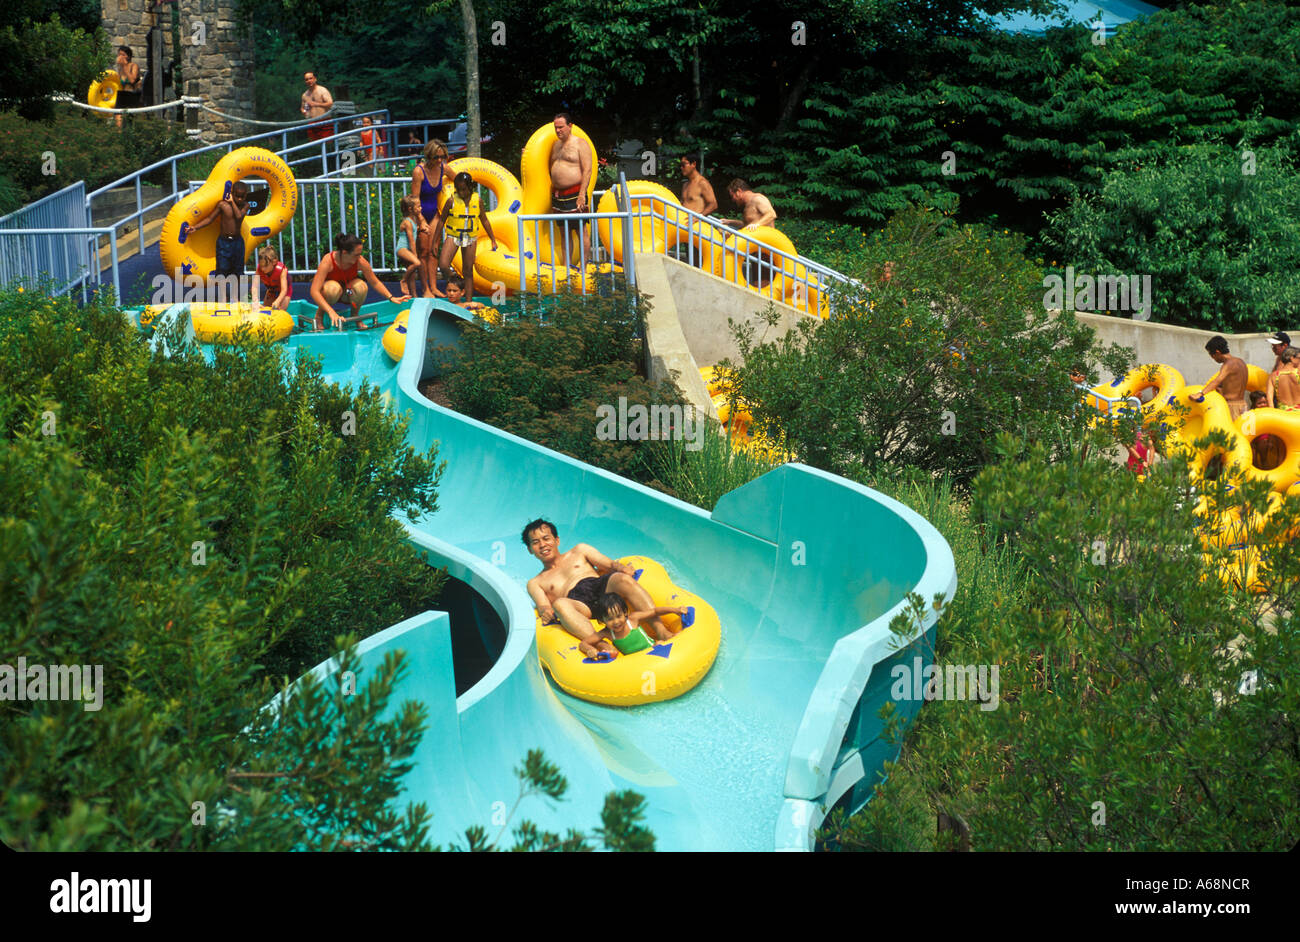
left=286, top=300, right=956, bottom=850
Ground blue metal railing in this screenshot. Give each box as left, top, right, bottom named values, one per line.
left=0, top=182, right=92, bottom=297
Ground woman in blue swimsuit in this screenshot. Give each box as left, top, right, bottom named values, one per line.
left=409, top=139, right=451, bottom=297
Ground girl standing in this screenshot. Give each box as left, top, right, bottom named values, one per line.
left=434, top=171, right=496, bottom=293
left=395, top=196, right=425, bottom=298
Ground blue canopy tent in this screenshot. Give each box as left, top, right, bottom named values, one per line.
left=988, top=0, right=1161, bottom=38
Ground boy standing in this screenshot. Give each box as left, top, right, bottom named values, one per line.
left=189, top=181, right=252, bottom=278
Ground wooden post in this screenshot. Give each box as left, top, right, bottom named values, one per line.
left=150, top=12, right=164, bottom=113
left=185, top=80, right=199, bottom=138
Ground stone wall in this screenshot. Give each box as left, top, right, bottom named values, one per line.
left=101, top=0, right=255, bottom=141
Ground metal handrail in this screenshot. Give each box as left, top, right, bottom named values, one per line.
left=0, top=227, right=120, bottom=301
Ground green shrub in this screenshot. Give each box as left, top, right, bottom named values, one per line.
left=0, top=12, right=107, bottom=121
left=639, top=420, right=778, bottom=511
left=441, top=291, right=688, bottom=483
left=720, top=205, right=1133, bottom=486
left=826, top=431, right=1300, bottom=851
left=0, top=106, right=191, bottom=206
left=0, top=285, right=446, bottom=681
left=1044, top=142, right=1300, bottom=332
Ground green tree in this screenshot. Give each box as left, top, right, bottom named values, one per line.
left=822, top=431, right=1300, bottom=851
left=1043, top=142, right=1300, bottom=332
left=717, top=205, right=1132, bottom=486
left=0, top=6, right=109, bottom=120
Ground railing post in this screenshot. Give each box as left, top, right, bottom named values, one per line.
left=517, top=215, right=526, bottom=317
left=110, top=232, right=120, bottom=302
left=618, top=169, right=636, bottom=291
left=135, top=176, right=144, bottom=256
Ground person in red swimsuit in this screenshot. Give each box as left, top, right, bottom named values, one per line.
left=358, top=116, right=387, bottom=165
left=308, top=233, right=409, bottom=331
left=301, top=72, right=333, bottom=142
left=256, top=245, right=292, bottom=310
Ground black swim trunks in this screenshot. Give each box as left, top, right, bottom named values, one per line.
left=566, top=573, right=613, bottom=610
left=552, top=183, right=582, bottom=214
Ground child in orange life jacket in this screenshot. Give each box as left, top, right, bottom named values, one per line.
left=434, top=171, right=497, bottom=290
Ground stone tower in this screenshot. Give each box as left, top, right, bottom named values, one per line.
left=100, top=0, right=256, bottom=141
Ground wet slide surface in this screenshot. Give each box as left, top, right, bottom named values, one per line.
left=288, top=299, right=955, bottom=850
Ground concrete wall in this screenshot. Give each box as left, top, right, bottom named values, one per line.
left=1076, top=312, right=1283, bottom=383
left=101, top=0, right=255, bottom=141
left=657, top=254, right=815, bottom=367
left=635, top=254, right=716, bottom=418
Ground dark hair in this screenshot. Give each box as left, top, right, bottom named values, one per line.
left=727, top=178, right=750, bottom=193
left=593, top=593, right=627, bottom=622
left=118, top=46, right=132, bottom=60
left=1205, top=336, right=1230, bottom=355
left=681, top=153, right=701, bottom=169
left=334, top=233, right=363, bottom=253
left=447, top=275, right=466, bottom=290
left=521, top=518, right=557, bottom=547
left=1250, top=391, right=1268, bottom=408
left=454, top=171, right=473, bottom=190
left=554, top=112, right=573, bottom=126
left=231, top=181, right=249, bottom=196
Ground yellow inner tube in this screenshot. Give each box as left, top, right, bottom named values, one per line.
left=536, top=556, right=721, bottom=706
left=88, top=70, right=120, bottom=109
left=160, top=148, right=298, bottom=283
left=143, top=302, right=293, bottom=343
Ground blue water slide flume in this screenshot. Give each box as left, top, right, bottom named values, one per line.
left=288, top=298, right=956, bottom=851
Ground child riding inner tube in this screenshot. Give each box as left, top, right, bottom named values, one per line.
left=536, top=556, right=721, bottom=706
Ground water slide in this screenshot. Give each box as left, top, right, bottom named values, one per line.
left=281, top=299, right=956, bottom=850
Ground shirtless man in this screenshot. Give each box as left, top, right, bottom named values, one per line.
left=301, top=72, right=334, bottom=142
left=522, top=518, right=675, bottom=644
left=718, top=178, right=776, bottom=231
left=680, top=154, right=717, bottom=215
left=548, top=113, right=593, bottom=264
left=188, top=180, right=252, bottom=277
left=1194, top=335, right=1249, bottom=420
left=1265, top=331, right=1290, bottom=407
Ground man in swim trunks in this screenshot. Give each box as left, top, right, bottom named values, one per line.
left=548, top=113, right=593, bottom=265
left=680, top=154, right=717, bottom=216
left=301, top=72, right=334, bottom=142
left=717, top=178, right=777, bottom=231
left=677, top=153, right=719, bottom=266
left=522, top=518, right=675, bottom=644
left=189, top=180, right=251, bottom=279
left=1265, top=331, right=1291, bottom=407
left=1194, top=335, right=1249, bottom=421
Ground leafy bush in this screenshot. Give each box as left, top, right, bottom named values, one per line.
left=0, top=285, right=446, bottom=680
left=719, top=206, right=1133, bottom=486
left=1043, top=142, right=1300, bottom=332
left=0, top=11, right=108, bottom=120
left=0, top=106, right=191, bottom=206
left=441, top=291, right=688, bottom=483
left=824, top=431, right=1300, bottom=851
left=639, top=420, right=779, bottom=511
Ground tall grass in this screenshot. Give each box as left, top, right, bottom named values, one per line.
left=641, top=420, right=780, bottom=511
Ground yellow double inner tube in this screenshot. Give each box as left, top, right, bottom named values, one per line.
left=140, top=302, right=293, bottom=343
left=536, top=556, right=721, bottom=706
left=160, top=148, right=298, bottom=283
